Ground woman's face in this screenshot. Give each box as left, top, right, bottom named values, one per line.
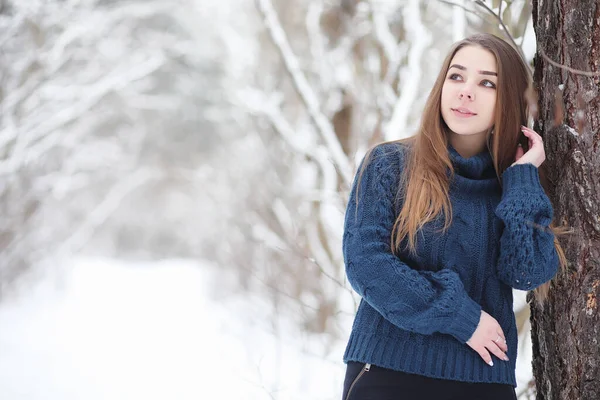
left=440, top=45, right=498, bottom=138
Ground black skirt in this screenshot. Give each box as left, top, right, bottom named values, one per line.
left=342, top=362, right=517, bottom=400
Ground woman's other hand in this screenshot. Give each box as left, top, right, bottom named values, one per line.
left=466, top=310, right=509, bottom=366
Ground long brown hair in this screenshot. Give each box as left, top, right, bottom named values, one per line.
left=358, top=34, right=569, bottom=305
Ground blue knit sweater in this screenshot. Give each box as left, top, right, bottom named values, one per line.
left=342, top=141, right=559, bottom=387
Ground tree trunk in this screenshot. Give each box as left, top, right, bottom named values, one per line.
left=531, top=1, right=600, bottom=399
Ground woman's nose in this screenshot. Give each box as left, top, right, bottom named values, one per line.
left=459, top=91, right=474, bottom=101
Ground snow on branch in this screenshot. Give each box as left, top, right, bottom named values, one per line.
left=384, top=0, right=431, bottom=140
left=452, top=0, right=466, bottom=41
left=254, top=0, right=353, bottom=188
left=305, top=1, right=329, bottom=84
left=368, top=1, right=401, bottom=70
left=55, top=167, right=162, bottom=259
left=366, top=0, right=407, bottom=106
left=238, top=88, right=343, bottom=219
left=0, top=55, right=166, bottom=177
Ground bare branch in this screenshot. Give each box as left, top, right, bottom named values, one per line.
left=451, top=0, right=466, bottom=41
left=367, top=1, right=401, bottom=68
left=384, top=0, right=431, bottom=140
left=54, top=167, right=162, bottom=259
left=538, top=47, right=600, bottom=78
left=305, top=1, right=329, bottom=83
left=437, top=0, right=489, bottom=19
left=0, top=55, right=166, bottom=177
left=472, top=0, right=527, bottom=63
left=254, top=0, right=353, bottom=188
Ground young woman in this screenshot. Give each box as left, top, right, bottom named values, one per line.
left=341, top=33, right=567, bottom=400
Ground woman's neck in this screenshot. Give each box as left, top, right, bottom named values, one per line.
left=447, top=132, right=488, bottom=159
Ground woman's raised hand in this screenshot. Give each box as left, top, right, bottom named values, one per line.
left=466, top=310, right=509, bottom=366
left=512, top=125, right=546, bottom=168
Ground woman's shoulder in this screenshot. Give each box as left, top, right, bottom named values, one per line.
left=368, top=139, right=412, bottom=169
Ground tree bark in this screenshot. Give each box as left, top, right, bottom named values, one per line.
left=531, top=1, right=600, bottom=399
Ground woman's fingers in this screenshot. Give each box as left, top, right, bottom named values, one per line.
left=495, top=335, right=508, bottom=352
left=521, top=125, right=539, bottom=136
left=467, top=311, right=510, bottom=366
left=475, top=346, right=494, bottom=366
left=470, top=337, right=509, bottom=366
left=473, top=341, right=508, bottom=366
left=499, top=338, right=508, bottom=352
left=491, top=334, right=508, bottom=352
left=522, top=130, right=535, bottom=146
left=486, top=340, right=509, bottom=362
left=514, top=126, right=546, bottom=167
left=515, top=144, right=524, bottom=161
left=521, top=126, right=542, bottom=146
left=497, top=330, right=506, bottom=343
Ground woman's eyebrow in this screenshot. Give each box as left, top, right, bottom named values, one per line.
left=449, top=64, right=498, bottom=76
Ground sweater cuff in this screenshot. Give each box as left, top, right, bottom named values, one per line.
left=501, top=163, right=543, bottom=194
left=445, top=295, right=482, bottom=343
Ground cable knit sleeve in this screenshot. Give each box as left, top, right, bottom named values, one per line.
left=494, top=163, right=559, bottom=291
left=343, top=144, right=481, bottom=344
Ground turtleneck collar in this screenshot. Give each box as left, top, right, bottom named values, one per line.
left=447, top=143, right=495, bottom=179
left=447, top=142, right=500, bottom=196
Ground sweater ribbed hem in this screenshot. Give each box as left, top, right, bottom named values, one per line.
left=343, top=331, right=517, bottom=387
left=502, top=163, right=543, bottom=194
left=444, top=295, right=481, bottom=343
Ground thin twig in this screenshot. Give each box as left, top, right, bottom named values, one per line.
left=498, top=0, right=503, bottom=23
left=55, top=167, right=161, bottom=258
left=437, top=0, right=500, bottom=30
left=538, top=47, right=600, bottom=77
left=472, top=0, right=527, bottom=62
left=437, top=0, right=481, bottom=18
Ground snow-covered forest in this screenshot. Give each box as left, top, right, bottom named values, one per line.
left=0, top=0, right=566, bottom=399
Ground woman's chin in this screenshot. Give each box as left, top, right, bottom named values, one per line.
left=448, top=129, right=488, bottom=137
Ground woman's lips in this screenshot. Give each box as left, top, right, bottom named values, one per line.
left=451, top=108, right=477, bottom=118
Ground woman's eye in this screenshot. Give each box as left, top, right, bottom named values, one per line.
left=448, top=74, right=495, bottom=88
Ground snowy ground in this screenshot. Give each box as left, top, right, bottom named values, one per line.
left=0, top=257, right=532, bottom=399
left=0, top=258, right=345, bottom=400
